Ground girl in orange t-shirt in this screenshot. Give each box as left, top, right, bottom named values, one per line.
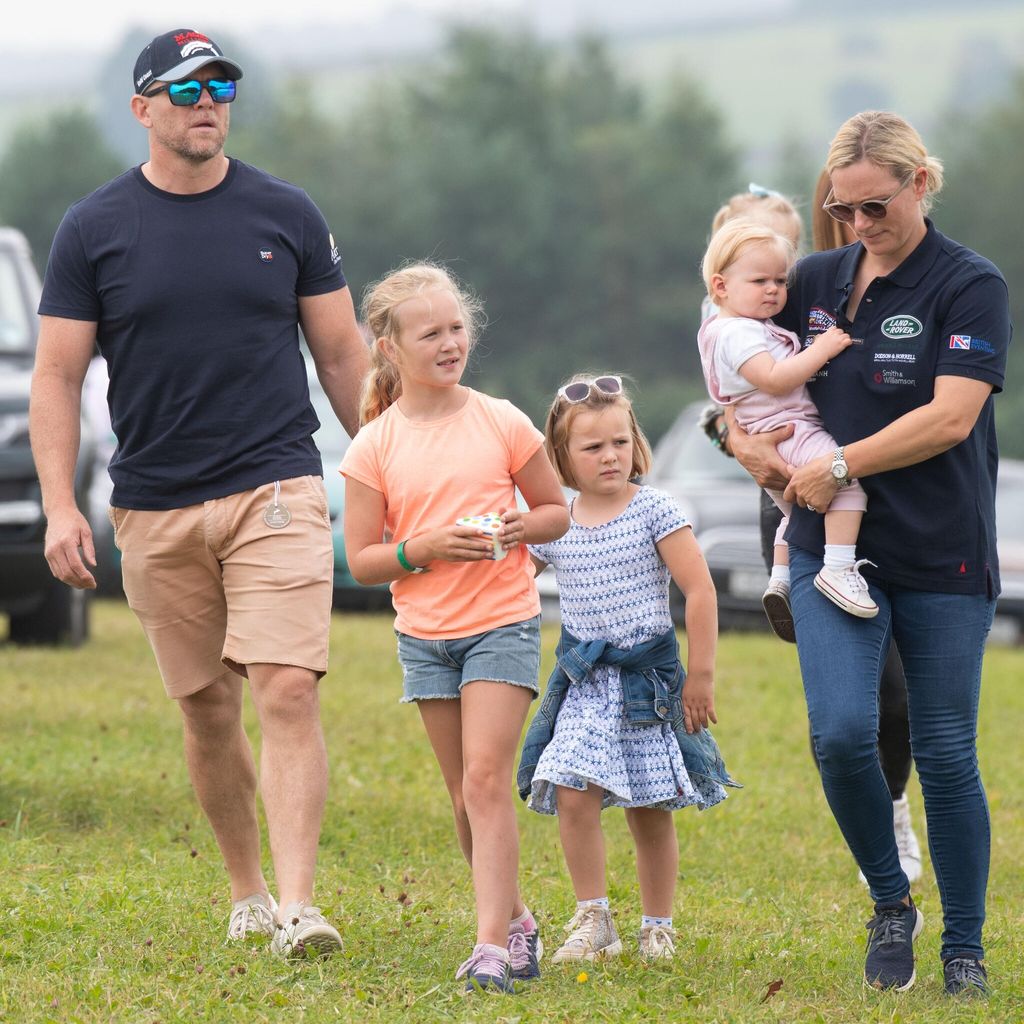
left=340, top=262, right=569, bottom=994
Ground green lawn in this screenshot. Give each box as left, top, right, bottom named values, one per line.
left=1, top=601, right=1021, bottom=1023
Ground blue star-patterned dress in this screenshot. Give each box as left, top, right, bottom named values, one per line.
left=528, top=486, right=726, bottom=814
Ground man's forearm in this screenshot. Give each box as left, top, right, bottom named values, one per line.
left=30, top=371, right=85, bottom=514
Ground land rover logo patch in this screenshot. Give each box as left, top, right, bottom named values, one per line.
left=881, top=315, right=923, bottom=340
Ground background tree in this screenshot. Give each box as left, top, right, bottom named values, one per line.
left=938, top=71, right=1024, bottom=454
left=235, top=27, right=741, bottom=436
left=0, top=111, right=123, bottom=274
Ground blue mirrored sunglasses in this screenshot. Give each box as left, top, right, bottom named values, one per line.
left=145, top=78, right=236, bottom=106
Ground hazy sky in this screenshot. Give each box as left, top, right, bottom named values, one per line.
left=17, top=0, right=510, bottom=50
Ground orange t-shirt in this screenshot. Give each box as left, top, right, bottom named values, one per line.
left=340, top=388, right=544, bottom=639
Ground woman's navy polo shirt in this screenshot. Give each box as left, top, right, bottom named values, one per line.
left=775, top=220, right=1011, bottom=595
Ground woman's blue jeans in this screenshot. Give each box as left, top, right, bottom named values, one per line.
left=790, top=545, right=994, bottom=960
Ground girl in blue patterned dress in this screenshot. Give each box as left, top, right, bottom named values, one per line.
left=518, top=373, right=735, bottom=963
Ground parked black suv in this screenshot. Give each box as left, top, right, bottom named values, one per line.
left=0, top=227, right=95, bottom=645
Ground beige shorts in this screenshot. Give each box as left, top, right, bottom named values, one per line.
left=110, top=476, right=334, bottom=699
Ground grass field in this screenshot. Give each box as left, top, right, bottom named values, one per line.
left=1, top=601, right=1022, bottom=1023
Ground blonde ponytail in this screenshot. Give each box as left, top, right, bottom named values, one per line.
left=359, top=337, right=403, bottom=425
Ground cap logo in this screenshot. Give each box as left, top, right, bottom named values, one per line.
left=174, top=31, right=218, bottom=58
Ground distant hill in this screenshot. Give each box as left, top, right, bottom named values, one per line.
left=292, top=1, right=1024, bottom=186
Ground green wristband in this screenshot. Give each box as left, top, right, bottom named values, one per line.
left=396, top=540, right=428, bottom=574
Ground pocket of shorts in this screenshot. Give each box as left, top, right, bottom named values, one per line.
left=107, top=506, right=126, bottom=546
left=303, top=475, right=331, bottom=525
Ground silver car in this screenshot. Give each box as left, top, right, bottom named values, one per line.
left=646, top=401, right=767, bottom=630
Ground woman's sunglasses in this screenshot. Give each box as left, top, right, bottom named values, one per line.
left=822, top=172, right=915, bottom=224
left=557, top=376, right=623, bottom=404
left=144, top=78, right=237, bottom=106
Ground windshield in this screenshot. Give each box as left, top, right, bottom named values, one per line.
left=652, top=408, right=751, bottom=483
left=0, top=251, right=33, bottom=353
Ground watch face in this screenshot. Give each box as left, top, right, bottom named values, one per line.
left=832, top=463, right=846, bottom=478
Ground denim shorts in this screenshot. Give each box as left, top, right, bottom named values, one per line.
left=396, top=615, right=542, bottom=703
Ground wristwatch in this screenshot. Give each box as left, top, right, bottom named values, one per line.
left=831, top=447, right=851, bottom=489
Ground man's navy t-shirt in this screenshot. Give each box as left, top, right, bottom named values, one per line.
left=775, top=221, right=1011, bottom=596
left=39, top=159, right=346, bottom=510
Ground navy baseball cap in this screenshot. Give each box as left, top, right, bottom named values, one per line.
left=133, top=29, right=243, bottom=95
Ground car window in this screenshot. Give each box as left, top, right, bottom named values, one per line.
left=306, top=374, right=352, bottom=466
left=651, top=406, right=752, bottom=483
left=0, top=251, right=32, bottom=352
left=996, top=467, right=1024, bottom=543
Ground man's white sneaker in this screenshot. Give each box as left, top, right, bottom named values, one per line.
left=762, top=578, right=796, bottom=642
left=893, top=794, right=923, bottom=884
left=227, top=892, right=277, bottom=940
left=814, top=560, right=879, bottom=618
left=271, top=902, right=343, bottom=959
left=857, top=796, right=924, bottom=886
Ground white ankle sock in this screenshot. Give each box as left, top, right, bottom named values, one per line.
left=642, top=914, right=672, bottom=929
left=770, top=565, right=791, bottom=584
left=823, top=544, right=857, bottom=571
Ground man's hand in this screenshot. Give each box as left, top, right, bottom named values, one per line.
left=43, top=505, right=97, bottom=589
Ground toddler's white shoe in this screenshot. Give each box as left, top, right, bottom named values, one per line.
left=762, top=578, right=796, bottom=643
left=814, top=560, right=879, bottom=618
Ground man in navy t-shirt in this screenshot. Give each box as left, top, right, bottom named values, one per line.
left=30, top=28, right=370, bottom=958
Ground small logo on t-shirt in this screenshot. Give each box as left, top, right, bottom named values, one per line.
left=808, top=306, right=836, bottom=333
left=329, top=232, right=341, bottom=266
left=259, top=250, right=273, bottom=261
left=959, top=561, right=967, bottom=575
left=949, top=334, right=994, bottom=353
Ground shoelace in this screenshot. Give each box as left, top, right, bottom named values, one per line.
left=455, top=944, right=509, bottom=981
left=945, top=957, right=987, bottom=990
left=643, top=925, right=675, bottom=956
left=507, top=929, right=532, bottom=973
left=841, top=558, right=877, bottom=593
left=561, top=906, right=602, bottom=951
left=866, top=905, right=911, bottom=947
left=228, top=899, right=275, bottom=939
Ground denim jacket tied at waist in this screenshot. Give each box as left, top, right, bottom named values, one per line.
left=517, top=626, right=740, bottom=800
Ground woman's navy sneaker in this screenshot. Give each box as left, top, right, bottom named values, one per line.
left=943, top=955, right=988, bottom=997
left=864, top=896, right=923, bottom=991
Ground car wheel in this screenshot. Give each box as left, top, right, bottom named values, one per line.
left=9, top=578, right=91, bottom=647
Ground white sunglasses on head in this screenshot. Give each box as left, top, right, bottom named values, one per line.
left=557, top=376, right=623, bottom=404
